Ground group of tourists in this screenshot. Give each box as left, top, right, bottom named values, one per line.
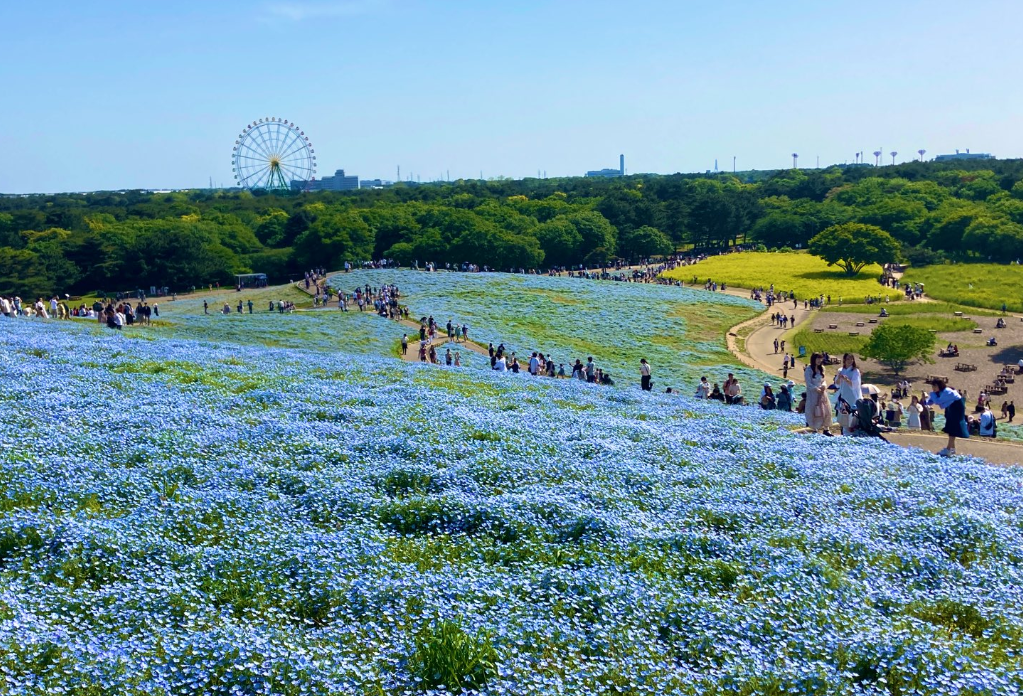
left=482, top=343, right=619, bottom=386
left=803, top=352, right=975, bottom=456
left=1, top=295, right=163, bottom=327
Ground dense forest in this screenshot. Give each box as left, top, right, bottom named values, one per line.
left=2, top=158, right=1023, bottom=297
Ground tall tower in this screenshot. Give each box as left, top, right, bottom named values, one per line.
left=619, top=154, right=625, bottom=176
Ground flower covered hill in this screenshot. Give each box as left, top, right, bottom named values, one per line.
left=328, top=269, right=766, bottom=387
left=3, top=321, right=1023, bottom=695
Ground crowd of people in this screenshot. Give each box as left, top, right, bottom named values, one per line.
left=0, top=295, right=162, bottom=326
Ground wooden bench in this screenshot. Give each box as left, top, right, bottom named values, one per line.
left=954, top=311, right=964, bottom=317
left=855, top=322, right=865, bottom=327
left=813, top=328, right=824, bottom=333
left=927, top=375, right=950, bottom=384
left=973, top=328, right=983, bottom=334
left=868, top=319, right=878, bottom=324
left=955, top=363, right=977, bottom=372
left=848, top=331, right=860, bottom=336
left=827, top=324, right=838, bottom=329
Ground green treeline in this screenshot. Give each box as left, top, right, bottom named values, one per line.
left=2, top=158, right=1023, bottom=296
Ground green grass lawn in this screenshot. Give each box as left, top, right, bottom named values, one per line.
left=664, top=251, right=892, bottom=304
left=790, top=315, right=976, bottom=357
left=884, top=316, right=978, bottom=332
left=789, top=327, right=867, bottom=356
left=825, top=301, right=1000, bottom=317
left=902, top=263, right=1023, bottom=312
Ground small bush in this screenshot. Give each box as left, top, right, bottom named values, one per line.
left=408, top=619, right=498, bottom=693
left=908, top=598, right=991, bottom=639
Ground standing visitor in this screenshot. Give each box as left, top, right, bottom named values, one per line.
left=454, top=351, right=461, bottom=367
left=585, top=357, right=596, bottom=383
left=804, top=353, right=832, bottom=435
left=445, top=348, right=453, bottom=366
left=906, top=395, right=923, bottom=430
left=834, top=353, right=862, bottom=435
left=1009, top=401, right=1016, bottom=423
left=203, top=300, right=209, bottom=315
left=401, top=333, right=408, bottom=356
left=640, top=358, right=652, bottom=391
left=923, top=378, right=968, bottom=457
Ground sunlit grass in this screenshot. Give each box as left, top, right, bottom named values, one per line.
left=663, top=251, right=891, bottom=304
left=902, top=263, right=1023, bottom=312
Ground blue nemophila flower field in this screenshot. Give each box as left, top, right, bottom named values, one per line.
left=327, top=269, right=769, bottom=387
left=1, top=316, right=1023, bottom=695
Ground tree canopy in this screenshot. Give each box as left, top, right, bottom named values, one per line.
left=859, top=323, right=936, bottom=375
left=808, top=223, right=901, bottom=276
left=1, top=156, right=1022, bottom=295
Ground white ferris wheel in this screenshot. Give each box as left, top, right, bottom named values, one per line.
left=232, top=117, right=316, bottom=191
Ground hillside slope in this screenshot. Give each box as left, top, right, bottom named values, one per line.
left=1, top=319, right=1022, bottom=694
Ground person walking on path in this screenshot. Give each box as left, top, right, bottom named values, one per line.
left=203, top=300, right=209, bottom=315
left=834, top=353, right=862, bottom=435
left=640, top=358, right=652, bottom=391
left=804, top=353, right=832, bottom=436
left=401, top=333, right=408, bottom=356
left=1009, top=401, right=1016, bottom=423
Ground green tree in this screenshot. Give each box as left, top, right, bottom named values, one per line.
left=535, top=218, right=582, bottom=267
left=962, top=217, right=1023, bottom=260
left=618, top=225, right=673, bottom=260
left=808, top=223, right=900, bottom=276
left=860, top=323, right=935, bottom=375
left=254, top=209, right=289, bottom=246
left=293, top=210, right=373, bottom=269
left=564, top=211, right=617, bottom=257
left=925, top=205, right=983, bottom=256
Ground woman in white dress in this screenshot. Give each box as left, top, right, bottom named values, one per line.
left=906, top=395, right=923, bottom=429
left=834, top=353, right=862, bottom=435
left=804, top=352, right=833, bottom=435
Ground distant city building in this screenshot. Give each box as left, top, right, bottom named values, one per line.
left=586, top=154, right=626, bottom=178
left=359, top=179, right=393, bottom=188
left=292, top=169, right=359, bottom=191
left=934, top=149, right=994, bottom=162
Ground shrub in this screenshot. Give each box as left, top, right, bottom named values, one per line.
left=408, top=619, right=498, bottom=693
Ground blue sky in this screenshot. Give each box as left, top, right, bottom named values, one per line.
left=0, top=0, right=1019, bottom=193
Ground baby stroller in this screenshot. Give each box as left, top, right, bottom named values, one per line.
left=855, top=397, right=889, bottom=443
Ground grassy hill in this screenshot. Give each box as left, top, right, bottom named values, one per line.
left=663, top=251, right=890, bottom=303
left=1, top=276, right=1022, bottom=694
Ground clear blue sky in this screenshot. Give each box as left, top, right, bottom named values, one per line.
left=1, top=0, right=1019, bottom=193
